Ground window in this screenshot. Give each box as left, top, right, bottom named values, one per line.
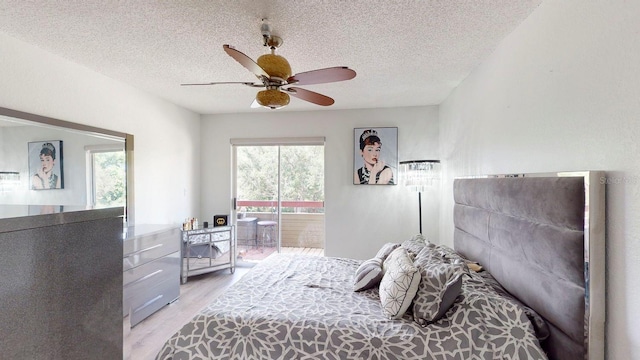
left=86, top=145, right=125, bottom=208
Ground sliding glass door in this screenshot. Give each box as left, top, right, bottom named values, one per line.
left=232, top=138, right=325, bottom=263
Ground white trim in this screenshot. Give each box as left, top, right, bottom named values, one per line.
left=230, top=137, right=325, bottom=146
left=84, top=144, right=124, bottom=152
left=85, top=151, right=94, bottom=206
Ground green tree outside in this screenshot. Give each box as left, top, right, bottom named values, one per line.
left=237, top=146, right=324, bottom=213
left=94, top=151, right=126, bottom=207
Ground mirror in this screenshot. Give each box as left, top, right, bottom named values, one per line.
left=0, top=107, right=133, bottom=222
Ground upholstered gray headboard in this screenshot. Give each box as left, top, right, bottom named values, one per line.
left=453, top=172, right=605, bottom=360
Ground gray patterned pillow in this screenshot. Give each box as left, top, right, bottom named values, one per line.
left=379, top=247, right=421, bottom=319
left=412, top=233, right=427, bottom=241
left=401, top=234, right=433, bottom=256
left=412, top=248, right=467, bottom=325
left=374, top=242, right=400, bottom=261
left=353, top=258, right=384, bottom=292
left=433, top=243, right=460, bottom=259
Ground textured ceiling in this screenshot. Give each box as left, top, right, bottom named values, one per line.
left=0, top=1, right=542, bottom=115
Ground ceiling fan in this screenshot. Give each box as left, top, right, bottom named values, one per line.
left=181, top=20, right=356, bottom=109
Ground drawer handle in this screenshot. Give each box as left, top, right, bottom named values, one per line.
left=132, top=294, right=164, bottom=314
left=124, top=243, right=163, bottom=258
left=124, top=269, right=163, bottom=289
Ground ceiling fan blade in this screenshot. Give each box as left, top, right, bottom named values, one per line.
left=287, top=67, right=356, bottom=85
left=223, top=44, right=270, bottom=79
left=181, top=81, right=263, bottom=87
left=285, top=87, right=335, bottom=106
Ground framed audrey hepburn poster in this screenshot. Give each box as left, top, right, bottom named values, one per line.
left=353, top=127, right=398, bottom=185
left=28, top=140, right=64, bottom=190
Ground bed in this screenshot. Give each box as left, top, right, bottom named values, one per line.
left=156, top=171, right=605, bottom=360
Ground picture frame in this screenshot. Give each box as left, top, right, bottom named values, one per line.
left=353, top=127, right=398, bottom=185
left=28, top=140, right=64, bottom=190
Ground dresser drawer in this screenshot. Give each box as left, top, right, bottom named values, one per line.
left=123, top=226, right=179, bottom=271
left=124, top=251, right=179, bottom=318
left=128, top=273, right=180, bottom=327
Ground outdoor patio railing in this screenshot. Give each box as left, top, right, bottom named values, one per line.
left=236, top=200, right=324, bottom=249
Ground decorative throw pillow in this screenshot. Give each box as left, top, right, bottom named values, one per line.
left=375, top=242, right=400, bottom=262
left=382, top=246, right=411, bottom=274
left=412, top=247, right=468, bottom=325
left=353, top=258, right=384, bottom=292
left=411, top=233, right=427, bottom=242
left=401, top=234, right=433, bottom=256
left=379, top=248, right=421, bottom=319
left=433, top=243, right=460, bottom=259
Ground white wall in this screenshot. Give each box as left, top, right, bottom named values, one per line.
left=0, top=32, right=201, bottom=225
left=439, top=1, right=640, bottom=358
left=201, top=106, right=439, bottom=259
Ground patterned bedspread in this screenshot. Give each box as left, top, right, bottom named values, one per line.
left=156, top=254, right=547, bottom=360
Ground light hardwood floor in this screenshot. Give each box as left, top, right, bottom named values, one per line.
left=126, top=247, right=324, bottom=360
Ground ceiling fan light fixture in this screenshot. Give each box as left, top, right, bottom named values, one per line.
left=182, top=22, right=355, bottom=109
left=257, top=54, right=292, bottom=79
left=256, top=89, right=290, bottom=109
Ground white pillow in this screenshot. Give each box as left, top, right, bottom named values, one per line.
left=379, top=248, right=421, bottom=319
left=382, top=245, right=414, bottom=274
left=353, top=258, right=384, bottom=291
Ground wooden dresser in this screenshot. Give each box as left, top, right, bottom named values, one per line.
left=123, top=224, right=180, bottom=327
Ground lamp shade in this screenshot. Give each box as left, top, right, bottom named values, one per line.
left=257, top=53, right=292, bottom=80
left=399, top=160, right=441, bottom=192
left=256, top=89, right=290, bottom=109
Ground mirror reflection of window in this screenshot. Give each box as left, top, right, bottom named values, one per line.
left=0, top=172, right=20, bottom=192
left=86, top=146, right=126, bottom=208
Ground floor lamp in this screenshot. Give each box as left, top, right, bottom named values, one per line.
left=399, top=160, right=441, bottom=234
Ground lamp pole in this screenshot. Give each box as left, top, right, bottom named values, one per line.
left=418, top=191, right=423, bottom=234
